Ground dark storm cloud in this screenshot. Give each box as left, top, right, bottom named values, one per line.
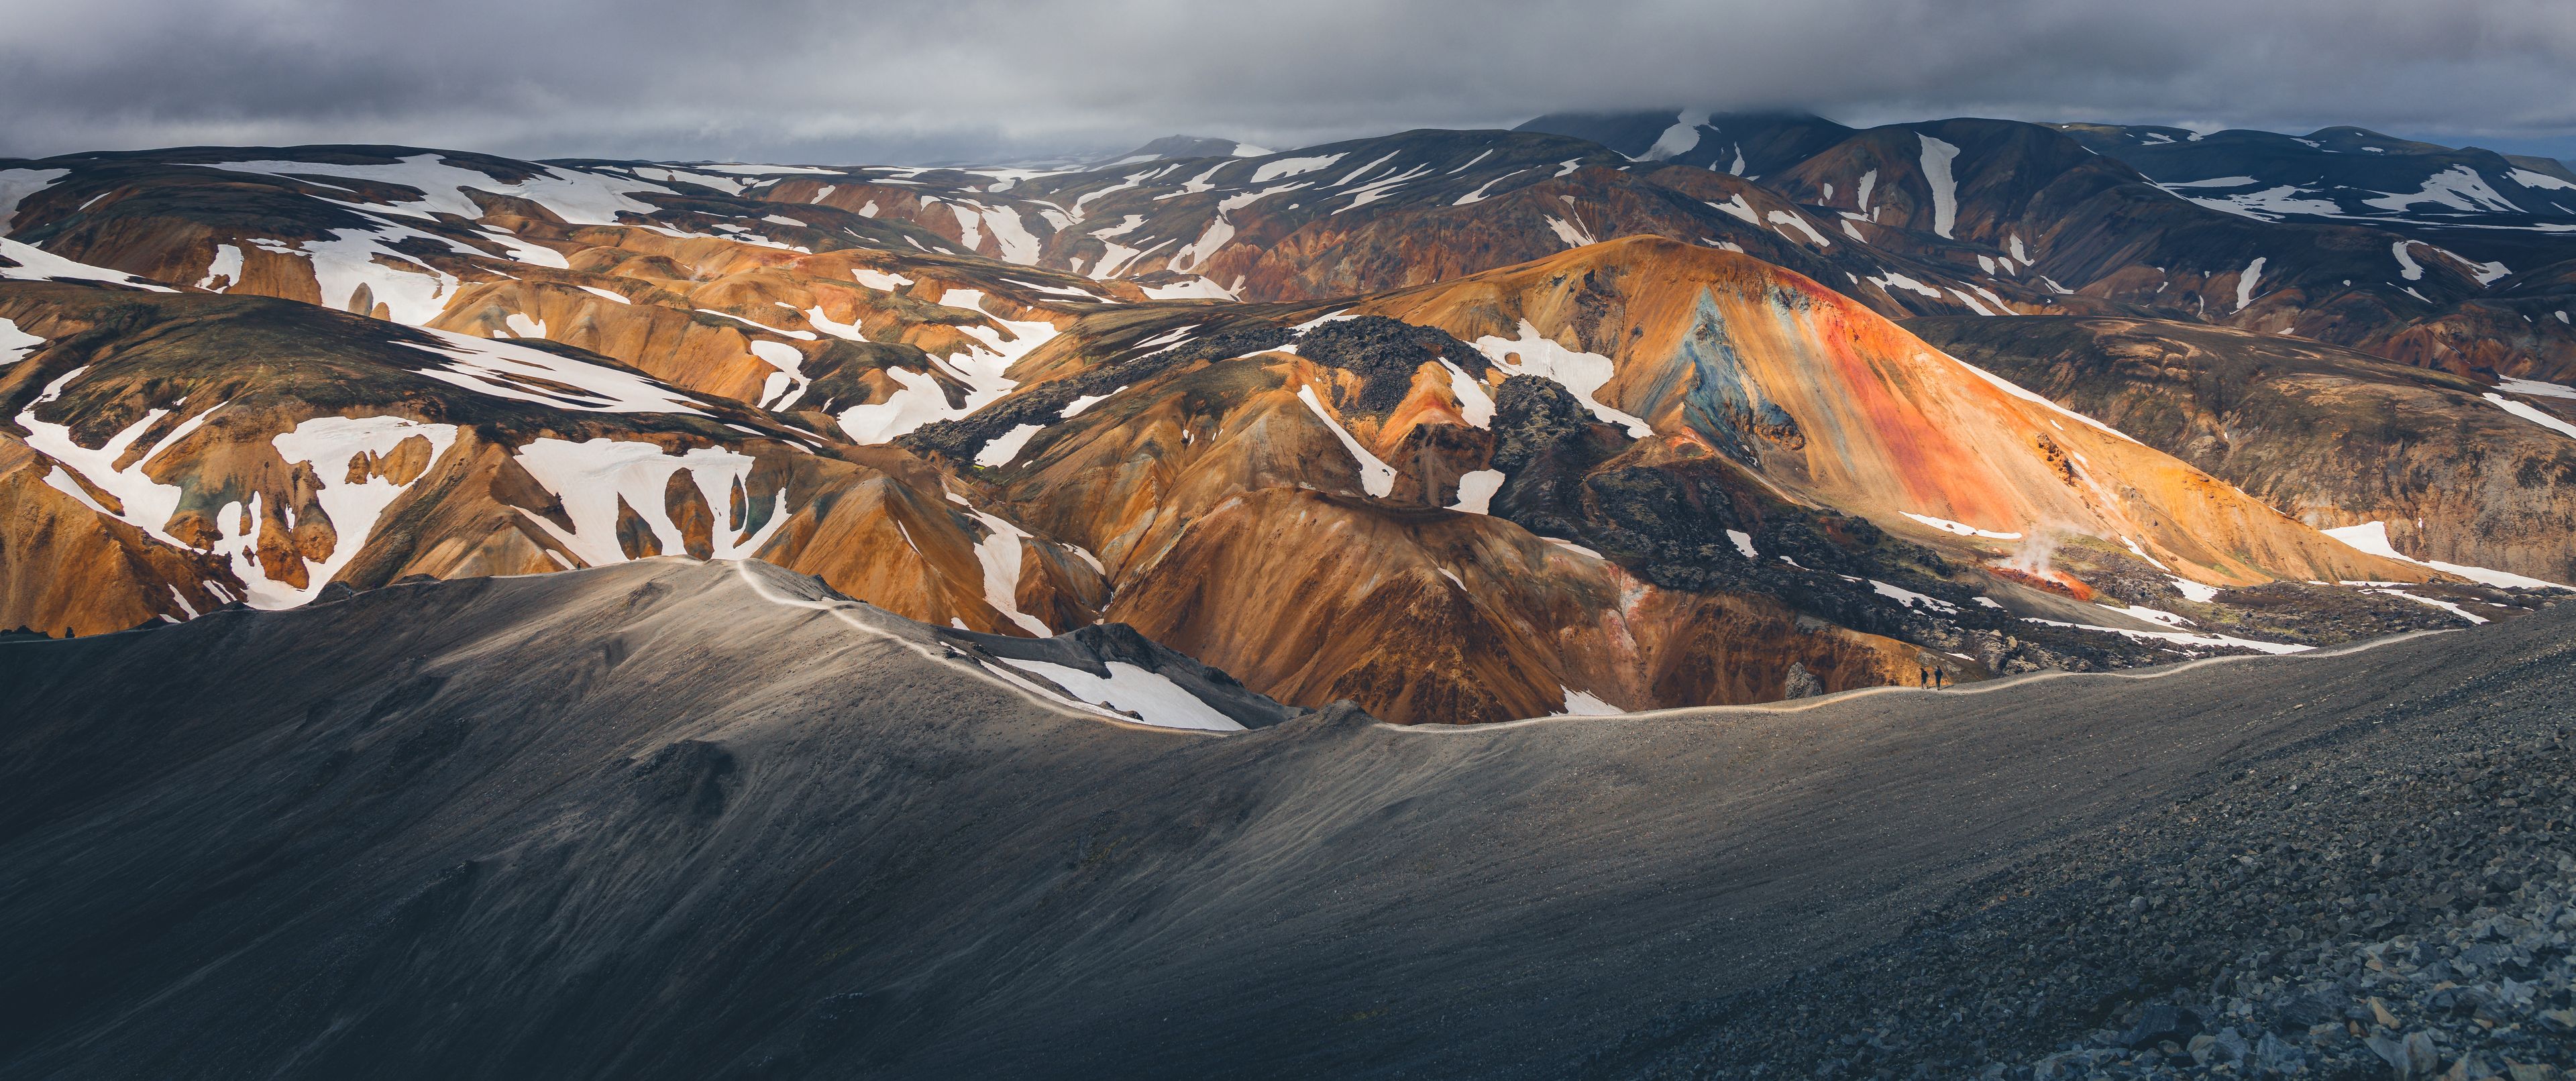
left=3, top=0, right=2572, bottom=163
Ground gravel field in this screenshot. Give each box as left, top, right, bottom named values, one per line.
left=1, top=561, right=2566, bottom=1080
left=1591, top=612, right=2576, bottom=1080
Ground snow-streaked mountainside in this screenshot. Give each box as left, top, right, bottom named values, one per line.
left=3, top=111, right=2573, bottom=725
left=2055, top=123, right=2576, bottom=240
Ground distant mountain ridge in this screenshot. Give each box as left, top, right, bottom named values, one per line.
left=3, top=108, right=2571, bottom=725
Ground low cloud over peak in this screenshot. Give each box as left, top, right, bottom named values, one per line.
left=4, top=0, right=2572, bottom=162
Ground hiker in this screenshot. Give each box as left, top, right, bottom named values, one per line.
left=1934, top=668, right=1945, bottom=690
left=1919, top=665, right=1929, bottom=689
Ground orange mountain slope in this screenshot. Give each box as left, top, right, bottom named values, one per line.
left=1361, top=237, right=2429, bottom=587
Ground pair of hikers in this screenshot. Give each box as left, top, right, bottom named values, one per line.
left=1916, top=665, right=1945, bottom=690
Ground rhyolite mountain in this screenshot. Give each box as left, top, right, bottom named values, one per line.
left=3, top=109, right=2573, bottom=725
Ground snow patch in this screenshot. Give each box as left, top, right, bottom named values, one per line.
left=1727, top=529, right=1758, bottom=558
left=0, top=317, right=41, bottom=365
left=225, top=416, right=460, bottom=608
left=977, top=206, right=1041, bottom=266
left=802, top=305, right=866, bottom=342
left=1644, top=109, right=1711, bottom=160
left=851, top=268, right=914, bottom=292
left=2508, top=168, right=2576, bottom=192
left=839, top=367, right=953, bottom=443
left=1450, top=469, right=1504, bottom=514
left=1471, top=321, right=1653, bottom=437
left=1, top=237, right=176, bottom=291
left=1440, top=359, right=1494, bottom=427
left=975, top=423, right=1046, bottom=467
left=1452, top=170, right=1521, bottom=206
left=2496, top=376, right=2576, bottom=400
left=993, top=659, right=1244, bottom=731
left=2022, top=617, right=2310, bottom=655
left=1901, top=512, right=2021, bottom=540
left=966, top=509, right=1052, bottom=636
left=1868, top=272, right=1943, bottom=298
left=2368, top=589, right=2488, bottom=625
left=1709, top=194, right=1760, bottom=224
left=1002, top=277, right=1108, bottom=301
left=1167, top=215, right=1235, bottom=274
left=2323, top=520, right=2567, bottom=590
left=2176, top=186, right=2343, bottom=222
left=1917, top=134, right=1962, bottom=238
left=2364, top=166, right=2525, bottom=215
left=2233, top=256, right=2266, bottom=312
left=1332, top=152, right=1401, bottom=187
left=836, top=290, right=1061, bottom=444
left=2487, top=392, right=2576, bottom=443
left=510, top=437, right=786, bottom=569
left=1141, top=277, right=1237, bottom=300
left=203, top=154, right=669, bottom=226
left=2168, top=576, right=2219, bottom=603
left=197, top=243, right=243, bottom=290
left=1553, top=687, right=1624, bottom=716
left=1296, top=384, right=1397, bottom=497
left=404, top=329, right=707, bottom=414
left=1061, top=385, right=1126, bottom=418
left=2393, top=241, right=2426, bottom=281
left=750, top=339, right=809, bottom=410
left=19, top=371, right=225, bottom=549
left=1544, top=215, right=1597, bottom=248
left=2099, top=602, right=2193, bottom=628
left=1872, top=579, right=1959, bottom=614
left=1249, top=154, right=1346, bottom=184
left=1768, top=210, right=1828, bottom=246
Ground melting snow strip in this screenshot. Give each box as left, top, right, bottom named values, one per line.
left=1296, top=384, right=1397, bottom=497
left=992, top=658, right=1244, bottom=731
left=2322, top=521, right=2568, bottom=590
left=726, top=561, right=1223, bottom=735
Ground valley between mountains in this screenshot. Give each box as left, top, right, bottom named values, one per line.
left=4, top=111, right=2574, bottom=728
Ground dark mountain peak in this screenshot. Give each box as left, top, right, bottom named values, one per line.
left=1519, top=108, right=1839, bottom=148
left=1092, top=134, right=1271, bottom=168
left=2051, top=121, right=2205, bottom=147
left=2301, top=126, right=2453, bottom=155
left=1517, top=109, right=1852, bottom=176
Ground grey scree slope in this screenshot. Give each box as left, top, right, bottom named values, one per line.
left=0, top=558, right=2567, bottom=1080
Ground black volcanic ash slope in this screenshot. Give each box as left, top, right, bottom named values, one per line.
left=1, top=561, right=2571, bottom=1080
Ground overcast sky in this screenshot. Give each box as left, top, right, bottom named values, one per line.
left=4, top=0, right=2572, bottom=164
